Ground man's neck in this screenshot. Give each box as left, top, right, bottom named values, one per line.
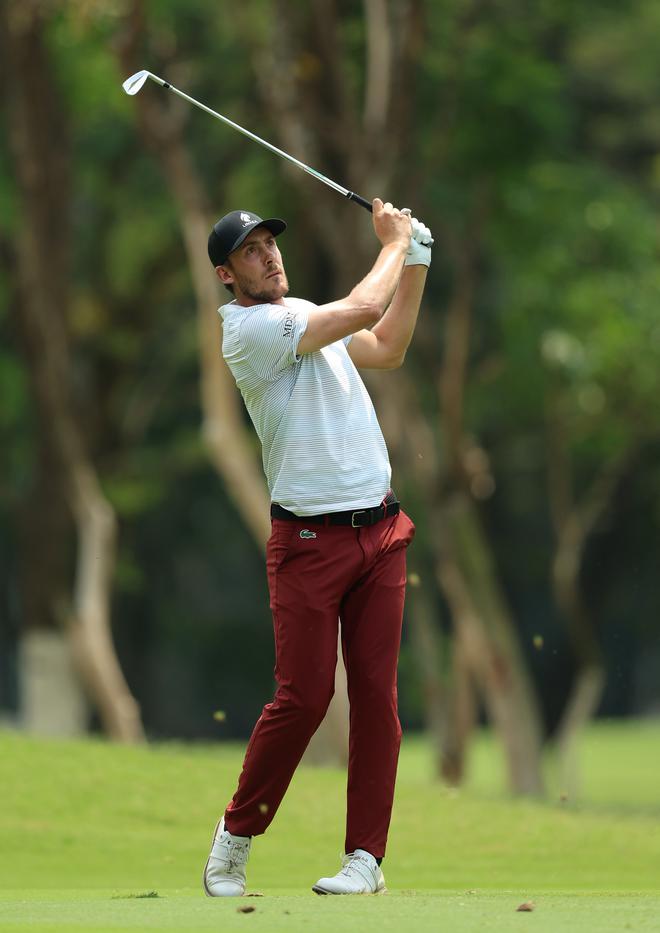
left=236, top=295, right=286, bottom=308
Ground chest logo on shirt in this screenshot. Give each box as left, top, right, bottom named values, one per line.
left=299, top=529, right=317, bottom=539
left=283, top=312, right=294, bottom=338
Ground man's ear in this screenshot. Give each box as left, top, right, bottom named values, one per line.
left=215, top=264, right=234, bottom=286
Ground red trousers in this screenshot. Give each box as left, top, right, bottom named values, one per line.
left=224, top=508, right=415, bottom=858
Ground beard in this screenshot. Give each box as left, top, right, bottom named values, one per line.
left=233, top=267, right=290, bottom=304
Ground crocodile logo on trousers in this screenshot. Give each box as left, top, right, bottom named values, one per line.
left=299, top=529, right=317, bottom=539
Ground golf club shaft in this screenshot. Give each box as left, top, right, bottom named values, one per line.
left=137, top=73, right=373, bottom=212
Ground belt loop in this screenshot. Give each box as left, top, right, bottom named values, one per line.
left=375, top=496, right=385, bottom=526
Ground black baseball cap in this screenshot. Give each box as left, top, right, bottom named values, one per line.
left=208, top=210, right=287, bottom=267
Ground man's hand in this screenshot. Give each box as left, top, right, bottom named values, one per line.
left=405, top=216, right=433, bottom=268
left=372, top=198, right=412, bottom=249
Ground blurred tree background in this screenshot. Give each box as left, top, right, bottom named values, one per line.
left=1, top=0, right=659, bottom=793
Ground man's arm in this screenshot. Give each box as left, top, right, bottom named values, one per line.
left=296, top=199, right=410, bottom=356
left=347, top=217, right=432, bottom=369
left=347, top=264, right=428, bottom=369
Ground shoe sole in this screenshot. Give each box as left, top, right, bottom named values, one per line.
left=312, top=884, right=387, bottom=896
left=203, top=818, right=223, bottom=897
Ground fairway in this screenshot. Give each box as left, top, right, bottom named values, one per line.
left=2, top=723, right=660, bottom=931
left=2, top=891, right=660, bottom=933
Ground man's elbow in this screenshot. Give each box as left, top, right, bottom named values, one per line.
left=360, top=299, right=385, bottom=328
left=380, top=349, right=406, bottom=369
left=347, top=289, right=385, bottom=327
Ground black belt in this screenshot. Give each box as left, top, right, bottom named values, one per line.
left=271, top=492, right=400, bottom=528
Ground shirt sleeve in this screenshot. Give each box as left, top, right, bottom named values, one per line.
left=238, top=302, right=310, bottom=381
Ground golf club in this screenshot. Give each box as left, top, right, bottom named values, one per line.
left=122, top=70, right=373, bottom=212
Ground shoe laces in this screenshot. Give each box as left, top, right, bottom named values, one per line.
left=218, top=834, right=249, bottom=872
left=339, top=851, right=375, bottom=882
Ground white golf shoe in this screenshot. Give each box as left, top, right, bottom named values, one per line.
left=312, top=849, right=387, bottom=895
left=203, top=818, right=251, bottom=897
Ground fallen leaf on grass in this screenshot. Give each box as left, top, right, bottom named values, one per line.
left=517, top=901, right=535, bottom=912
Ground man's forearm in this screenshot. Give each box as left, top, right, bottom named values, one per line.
left=296, top=240, right=409, bottom=355
left=369, top=265, right=427, bottom=362
left=348, top=241, right=408, bottom=317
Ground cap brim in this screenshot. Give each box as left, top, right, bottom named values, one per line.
left=228, top=217, right=287, bottom=259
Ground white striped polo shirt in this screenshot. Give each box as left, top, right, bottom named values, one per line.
left=220, top=296, right=392, bottom=516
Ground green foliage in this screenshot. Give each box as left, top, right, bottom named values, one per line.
left=485, top=157, right=659, bottom=479
left=2, top=0, right=660, bottom=737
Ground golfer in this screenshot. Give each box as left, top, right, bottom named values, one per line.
left=203, top=199, right=432, bottom=896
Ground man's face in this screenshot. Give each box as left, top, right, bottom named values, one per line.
left=217, top=226, right=289, bottom=305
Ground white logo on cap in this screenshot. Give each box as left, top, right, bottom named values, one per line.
left=240, top=212, right=253, bottom=226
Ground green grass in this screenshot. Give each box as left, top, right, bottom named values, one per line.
left=1, top=721, right=660, bottom=931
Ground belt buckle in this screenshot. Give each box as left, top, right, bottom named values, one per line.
left=351, top=509, right=367, bottom=528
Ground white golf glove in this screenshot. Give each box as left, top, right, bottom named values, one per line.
left=404, top=214, right=433, bottom=268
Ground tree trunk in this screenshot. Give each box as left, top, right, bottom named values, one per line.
left=436, top=493, right=544, bottom=794
left=238, top=0, right=421, bottom=287
left=154, top=142, right=273, bottom=547
left=234, top=0, right=424, bottom=762
left=116, top=6, right=273, bottom=547
left=2, top=0, right=144, bottom=741
left=428, top=205, right=546, bottom=794
left=406, top=568, right=448, bottom=776
left=116, top=1, right=353, bottom=763
left=554, top=665, right=605, bottom=799
left=19, top=629, right=88, bottom=736
left=14, top=435, right=89, bottom=734
left=546, top=405, right=635, bottom=795
left=551, top=508, right=607, bottom=784
left=440, top=632, right=478, bottom=786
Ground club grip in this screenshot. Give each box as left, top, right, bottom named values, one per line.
left=346, top=191, right=373, bottom=212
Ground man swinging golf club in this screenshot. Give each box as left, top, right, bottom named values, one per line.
left=203, top=197, right=432, bottom=896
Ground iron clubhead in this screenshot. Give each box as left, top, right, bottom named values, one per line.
left=122, top=71, right=151, bottom=96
